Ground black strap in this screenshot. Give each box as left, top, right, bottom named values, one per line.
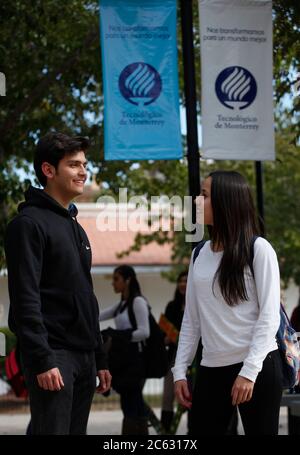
left=249, top=235, right=259, bottom=278
left=115, top=298, right=148, bottom=331
left=192, top=239, right=207, bottom=264
left=128, top=298, right=151, bottom=332
left=113, top=301, right=123, bottom=318
left=127, top=302, right=138, bottom=331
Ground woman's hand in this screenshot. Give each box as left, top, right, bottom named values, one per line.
left=174, top=379, right=192, bottom=409
left=231, top=375, right=254, bottom=406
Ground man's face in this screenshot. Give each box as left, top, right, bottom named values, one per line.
left=52, top=151, right=88, bottom=198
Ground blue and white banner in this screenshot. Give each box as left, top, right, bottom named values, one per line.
left=99, top=0, right=182, bottom=161
left=199, top=0, right=274, bottom=161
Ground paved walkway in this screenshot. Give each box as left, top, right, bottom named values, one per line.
left=0, top=407, right=289, bottom=435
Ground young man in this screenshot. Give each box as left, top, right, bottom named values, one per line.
left=5, top=132, right=112, bottom=435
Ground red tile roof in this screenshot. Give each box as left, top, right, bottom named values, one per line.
left=78, top=216, right=172, bottom=266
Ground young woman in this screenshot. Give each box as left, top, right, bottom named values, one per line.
left=100, top=265, right=150, bottom=435
left=173, top=171, right=282, bottom=436
left=161, top=271, right=188, bottom=432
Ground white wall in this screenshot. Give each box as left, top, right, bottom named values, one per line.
left=283, top=281, right=299, bottom=316
left=0, top=272, right=175, bottom=328
left=0, top=275, right=299, bottom=329
left=93, top=271, right=175, bottom=330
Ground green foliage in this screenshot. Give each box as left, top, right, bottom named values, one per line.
left=198, top=132, right=300, bottom=287
left=0, top=1, right=299, bottom=286
left=101, top=133, right=300, bottom=287
left=273, top=1, right=300, bottom=141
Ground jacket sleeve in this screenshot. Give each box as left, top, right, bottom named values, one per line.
left=4, top=216, right=56, bottom=374
left=94, top=322, right=109, bottom=371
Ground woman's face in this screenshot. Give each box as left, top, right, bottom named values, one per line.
left=177, top=275, right=187, bottom=296
left=112, top=272, right=127, bottom=294
left=201, top=176, right=213, bottom=225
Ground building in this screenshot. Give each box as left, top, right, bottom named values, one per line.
left=0, top=199, right=299, bottom=331
left=0, top=202, right=176, bottom=330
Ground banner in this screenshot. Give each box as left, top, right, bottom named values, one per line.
left=99, top=0, right=182, bottom=161
left=199, top=0, right=274, bottom=161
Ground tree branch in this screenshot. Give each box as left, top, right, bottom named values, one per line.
left=0, top=28, right=98, bottom=159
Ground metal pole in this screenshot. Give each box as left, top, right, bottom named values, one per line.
left=180, top=0, right=200, bottom=249
left=255, top=161, right=265, bottom=236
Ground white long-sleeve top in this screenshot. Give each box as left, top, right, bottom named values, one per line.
left=172, top=237, right=280, bottom=383
left=99, top=296, right=150, bottom=342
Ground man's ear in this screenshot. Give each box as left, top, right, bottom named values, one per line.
left=41, top=162, right=56, bottom=180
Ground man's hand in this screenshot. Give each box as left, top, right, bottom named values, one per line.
left=231, top=375, right=254, bottom=406
left=96, top=369, right=112, bottom=394
left=36, top=368, right=64, bottom=391
left=174, top=379, right=192, bottom=409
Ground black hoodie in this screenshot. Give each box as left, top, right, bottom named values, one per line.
left=4, top=186, right=107, bottom=374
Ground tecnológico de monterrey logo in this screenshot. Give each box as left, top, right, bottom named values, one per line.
left=215, top=66, right=257, bottom=110
left=119, top=62, right=162, bottom=107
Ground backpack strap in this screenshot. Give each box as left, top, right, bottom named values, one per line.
left=127, top=301, right=138, bottom=331
left=249, top=235, right=259, bottom=278
left=192, top=239, right=207, bottom=265
left=113, top=300, right=123, bottom=318
left=127, top=298, right=153, bottom=340
left=113, top=298, right=138, bottom=330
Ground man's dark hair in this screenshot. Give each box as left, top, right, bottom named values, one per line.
left=34, top=132, right=90, bottom=187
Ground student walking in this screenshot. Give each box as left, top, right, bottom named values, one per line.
left=5, top=132, right=111, bottom=435
left=161, top=271, right=188, bottom=433
left=173, top=170, right=283, bottom=436
left=100, top=265, right=150, bottom=435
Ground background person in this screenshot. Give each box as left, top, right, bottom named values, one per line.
left=160, top=271, right=188, bottom=433
left=100, top=265, right=150, bottom=435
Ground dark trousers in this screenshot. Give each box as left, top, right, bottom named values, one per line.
left=23, top=349, right=96, bottom=435
left=191, top=349, right=283, bottom=436
left=119, top=379, right=147, bottom=418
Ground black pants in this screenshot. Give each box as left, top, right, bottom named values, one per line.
left=119, top=379, right=147, bottom=418
left=191, top=349, right=283, bottom=436
left=23, top=349, right=96, bottom=435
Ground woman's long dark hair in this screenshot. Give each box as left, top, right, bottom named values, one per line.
left=172, top=271, right=188, bottom=307
left=114, top=265, right=142, bottom=311
left=207, top=171, right=260, bottom=306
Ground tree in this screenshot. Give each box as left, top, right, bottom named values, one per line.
left=0, top=0, right=104, bottom=268
left=0, top=0, right=299, bottom=286
left=98, top=130, right=300, bottom=287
